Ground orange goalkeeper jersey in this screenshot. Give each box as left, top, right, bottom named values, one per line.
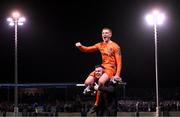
left=78, top=40, right=122, bottom=76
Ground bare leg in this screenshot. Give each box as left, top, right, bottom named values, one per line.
left=84, top=76, right=94, bottom=87
left=83, top=76, right=95, bottom=94
left=98, top=73, right=109, bottom=86
left=95, top=73, right=109, bottom=106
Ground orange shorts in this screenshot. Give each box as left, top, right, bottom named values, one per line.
left=89, top=66, right=116, bottom=79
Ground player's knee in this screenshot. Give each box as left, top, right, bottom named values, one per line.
left=98, top=79, right=106, bottom=85
left=84, top=80, right=91, bottom=86
left=84, top=77, right=94, bottom=86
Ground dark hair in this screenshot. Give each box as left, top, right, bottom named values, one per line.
left=95, top=65, right=105, bottom=69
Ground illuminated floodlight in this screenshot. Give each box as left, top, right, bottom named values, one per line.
left=145, top=10, right=165, bottom=26
left=6, top=11, right=26, bottom=114
left=145, top=9, right=166, bottom=117
left=7, top=11, right=25, bottom=26
left=12, top=12, right=20, bottom=19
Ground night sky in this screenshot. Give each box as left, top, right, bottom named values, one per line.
left=0, top=0, right=180, bottom=88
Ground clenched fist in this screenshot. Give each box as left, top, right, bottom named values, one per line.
left=75, top=42, right=82, bottom=47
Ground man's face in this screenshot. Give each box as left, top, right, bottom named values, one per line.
left=102, top=29, right=112, bottom=42
left=95, top=67, right=104, bottom=78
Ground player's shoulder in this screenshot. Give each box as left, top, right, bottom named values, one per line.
left=111, top=41, right=120, bottom=48
left=95, top=41, right=103, bottom=47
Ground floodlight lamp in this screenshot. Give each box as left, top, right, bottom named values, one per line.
left=18, top=22, right=24, bottom=25
left=9, top=22, right=15, bottom=26
left=145, top=10, right=165, bottom=26
left=18, top=17, right=26, bottom=22
left=157, top=13, right=165, bottom=25
left=145, top=14, right=154, bottom=25
left=12, top=12, right=20, bottom=19
left=7, top=17, right=13, bottom=22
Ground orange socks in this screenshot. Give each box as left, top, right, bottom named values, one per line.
left=95, top=90, right=101, bottom=106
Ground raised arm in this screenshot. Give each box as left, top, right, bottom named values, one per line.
left=75, top=42, right=98, bottom=53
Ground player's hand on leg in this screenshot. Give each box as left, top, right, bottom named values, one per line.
left=94, top=82, right=99, bottom=91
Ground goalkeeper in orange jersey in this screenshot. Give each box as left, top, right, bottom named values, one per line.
left=75, top=27, right=122, bottom=112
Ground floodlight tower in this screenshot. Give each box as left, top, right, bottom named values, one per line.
left=145, top=9, right=165, bottom=117
left=7, top=11, right=25, bottom=115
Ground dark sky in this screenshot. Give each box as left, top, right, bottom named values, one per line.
left=0, top=0, right=180, bottom=88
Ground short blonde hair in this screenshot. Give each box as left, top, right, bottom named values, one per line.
left=102, top=27, right=112, bottom=34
